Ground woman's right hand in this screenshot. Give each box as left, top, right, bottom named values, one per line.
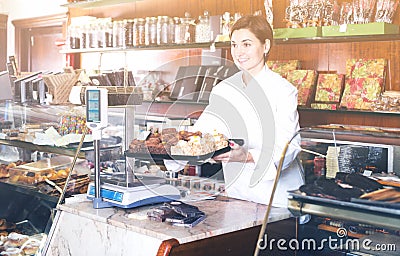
left=213, top=141, right=254, bottom=163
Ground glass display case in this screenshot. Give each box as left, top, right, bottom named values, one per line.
left=0, top=100, right=131, bottom=255
left=0, top=101, right=128, bottom=162
left=287, top=125, right=400, bottom=254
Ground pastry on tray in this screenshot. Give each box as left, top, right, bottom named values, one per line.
left=129, top=128, right=229, bottom=157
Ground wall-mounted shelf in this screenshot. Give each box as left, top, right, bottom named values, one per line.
left=60, top=42, right=230, bottom=54
left=61, top=33, right=400, bottom=54
left=62, top=0, right=142, bottom=9
left=274, top=33, right=400, bottom=44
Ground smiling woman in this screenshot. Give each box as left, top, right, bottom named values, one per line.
left=193, top=15, right=303, bottom=207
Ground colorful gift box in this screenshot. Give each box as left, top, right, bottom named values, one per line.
left=340, top=77, right=384, bottom=110
left=311, top=103, right=339, bottom=110
left=314, top=73, right=345, bottom=103
left=345, top=58, right=387, bottom=79
left=340, top=58, right=387, bottom=110
left=267, top=60, right=300, bottom=78
left=286, top=70, right=318, bottom=107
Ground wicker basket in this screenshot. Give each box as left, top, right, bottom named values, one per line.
left=42, top=72, right=80, bottom=104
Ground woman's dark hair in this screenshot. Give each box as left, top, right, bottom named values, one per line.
left=230, top=15, right=273, bottom=45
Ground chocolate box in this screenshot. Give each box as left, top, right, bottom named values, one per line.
left=314, top=73, right=345, bottom=103
left=340, top=58, right=387, bottom=110
left=286, top=70, right=318, bottom=107
left=311, top=103, right=339, bottom=110
left=267, top=60, right=300, bottom=78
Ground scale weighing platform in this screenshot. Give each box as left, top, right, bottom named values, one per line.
left=85, top=87, right=180, bottom=209
left=87, top=175, right=181, bottom=208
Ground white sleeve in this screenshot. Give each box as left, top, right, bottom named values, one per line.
left=273, top=85, right=301, bottom=170
left=192, top=86, right=232, bottom=137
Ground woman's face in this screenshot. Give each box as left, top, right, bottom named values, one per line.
left=230, top=28, right=269, bottom=76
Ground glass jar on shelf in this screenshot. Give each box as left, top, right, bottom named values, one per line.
left=146, top=17, right=158, bottom=45
left=158, top=16, right=170, bottom=45
left=88, top=22, right=98, bottom=48
left=68, top=24, right=81, bottom=49
left=195, top=10, right=211, bottom=43
left=171, top=17, right=181, bottom=44
left=221, top=12, right=231, bottom=36
left=113, top=20, right=125, bottom=48
left=80, top=24, right=89, bottom=49
left=104, top=19, right=114, bottom=48
left=179, top=12, right=195, bottom=44
left=124, top=19, right=135, bottom=48
left=135, top=18, right=146, bottom=46
left=97, top=20, right=107, bottom=48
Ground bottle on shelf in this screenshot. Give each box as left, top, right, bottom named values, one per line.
left=195, top=10, right=211, bottom=43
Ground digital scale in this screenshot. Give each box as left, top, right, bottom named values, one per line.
left=84, top=87, right=180, bottom=209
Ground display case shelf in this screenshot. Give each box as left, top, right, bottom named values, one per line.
left=0, top=138, right=86, bottom=158
left=288, top=127, right=400, bottom=230
left=288, top=195, right=400, bottom=230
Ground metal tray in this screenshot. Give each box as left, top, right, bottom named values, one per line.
left=350, top=198, right=400, bottom=209
left=125, top=145, right=231, bottom=163
left=288, top=190, right=400, bottom=216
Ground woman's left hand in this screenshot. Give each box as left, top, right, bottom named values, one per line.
left=213, top=140, right=254, bottom=163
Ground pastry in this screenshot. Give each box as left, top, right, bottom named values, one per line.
left=56, top=169, right=68, bottom=179
left=130, top=129, right=229, bottom=156
left=22, top=245, right=39, bottom=255
left=0, top=247, right=22, bottom=255
left=4, top=232, right=28, bottom=247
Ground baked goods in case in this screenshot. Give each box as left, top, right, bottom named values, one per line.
left=129, top=128, right=228, bottom=156
left=0, top=161, right=26, bottom=179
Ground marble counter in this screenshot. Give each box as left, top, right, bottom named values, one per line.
left=44, top=196, right=292, bottom=256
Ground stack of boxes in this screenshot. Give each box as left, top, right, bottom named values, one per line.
left=267, top=58, right=387, bottom=110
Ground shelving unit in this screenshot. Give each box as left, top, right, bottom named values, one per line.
left=61, top=1, right=400, bottom=127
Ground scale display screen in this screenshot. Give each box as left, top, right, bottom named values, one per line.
left=86, top=90, right=101, bottom=122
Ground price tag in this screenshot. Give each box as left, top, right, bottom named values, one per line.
left=363, top=170, right=373, bottom=177
left=339, top=24, right=348, bottom=33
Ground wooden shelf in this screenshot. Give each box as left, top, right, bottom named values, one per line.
left=274, top=34, right=400, bottom=45
left=60, top=33, right=400, bottom=53
left=136, top=101, right=399, bottom=129
left=60, top=42, right=230, bottom=54
left=62, top=0, right=141, bottom=9
left=298, top=108, right=400, bottom=129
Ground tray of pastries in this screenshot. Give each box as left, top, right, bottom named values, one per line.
left=127, top=128, right=239, bottom=162
left=0, top=161, right=27, bottom=179
left=0, top=218, right=44, bottom=256
left=7, top=156, right=73, bottom=185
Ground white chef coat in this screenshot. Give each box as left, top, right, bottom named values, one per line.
left=193, top=65, right=304, bottom=207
